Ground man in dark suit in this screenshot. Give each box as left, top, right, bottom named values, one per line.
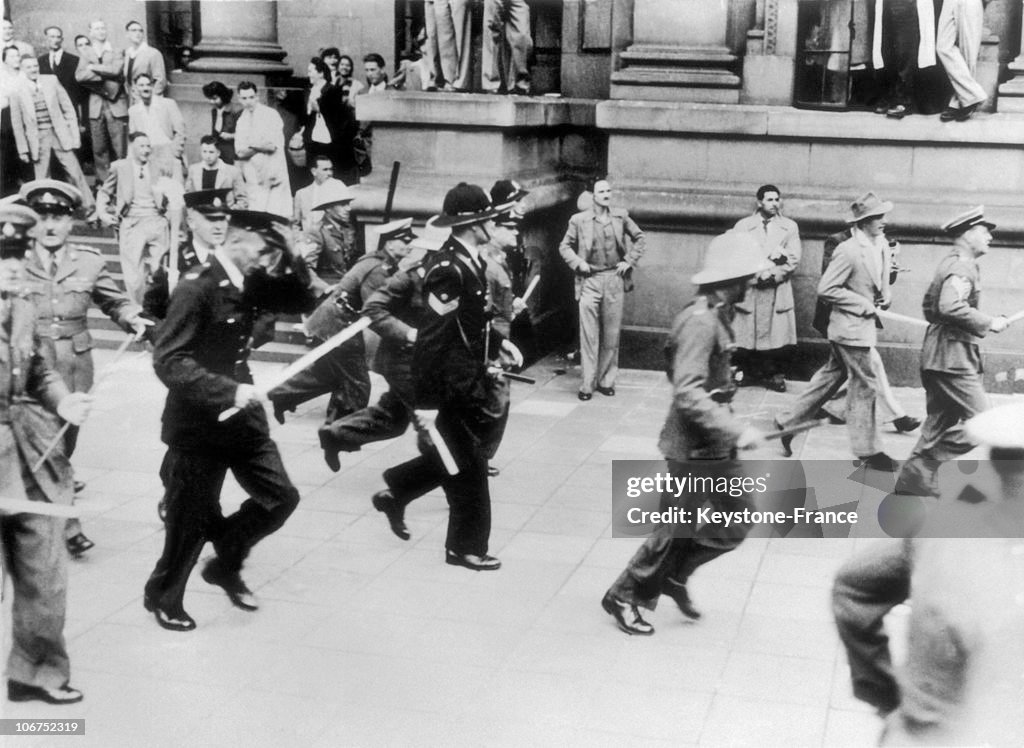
left=143, top=209, right=317, bottom=631
left=0, top=200, right=92, bottom=705
left=379, top=184, right=523, bottom=571
left=38, top=26, right=81, bottom=110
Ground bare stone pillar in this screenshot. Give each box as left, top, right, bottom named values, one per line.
left=998, top=0, right=1024, bottom=111
left=741, top=0, right=799, bottom=105
left=610, top=0, right=741, bottom=102
left=188, top=0, right=291, bottom=75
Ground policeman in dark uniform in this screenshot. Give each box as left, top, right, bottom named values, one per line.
left=896, top=206, right=1008, bottom=497
left=269, top=217, right=416, bottom=426
left=142, top=188, right=231, bottom=324
left=317, top=219, right=444, bottom=474
left=143, top=209, right=317, bottom=631
left=20, top=179, right=150, bottom=558
left=0, top=199, right=92, bottom=706
left=602, top=232, right=765, bottom=635
left=377, top=184, right=523, bottom=571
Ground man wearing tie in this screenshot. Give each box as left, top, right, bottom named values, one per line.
left=38, top=26, right=81, bottom=116
left=123, top=20, right=166, bottom=104
left=127, top=71, right=184, bottom=170
left=95, top=131, right=182, bottom=305
left=74, top=19, right=128, bottom=183
left=185, top=135, right=246, bottom=208
left=9, top=57, right=94, bottom=215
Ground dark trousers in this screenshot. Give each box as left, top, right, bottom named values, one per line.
left=878, top=0, right=921, bottom=107
left=383, top=404, right=497, bottom=556
left=324, top=389, right=413, bottom=451
left=896, top=369, right=988, bottom=497
left=144, top=439, right=300, bottom=613
left=832, top=539, right=910, bottom=715
left=268, top=340, right=370, bottom=422
left=608, top=458, right=750, bottom=611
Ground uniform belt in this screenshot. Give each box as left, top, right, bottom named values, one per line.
left=590, top=266, right=618, bottom=273
left=37, top=318, right=88, bottom=338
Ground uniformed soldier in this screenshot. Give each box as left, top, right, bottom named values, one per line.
left=378, top=183, right=523, bottom=571
left=143, top=209, right=317, bottom=631
left=895, top=206, right=1008, bottom=497
left=318, top=219, right=446, bottom=477
left=142, top=187, right=231, bottom=325
left=269, top=216, right=416, bottom=426
left=601, top=231, right=765, bottom=635
left=20, top=179, right=151, bottom=558
left=0, top=199, right=92, bottom=705
left=296, top=180, right=357, bottom=297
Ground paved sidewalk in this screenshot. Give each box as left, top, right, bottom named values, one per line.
left=2, top=350, right=1009, bottom=747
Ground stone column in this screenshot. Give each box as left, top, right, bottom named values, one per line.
left=610, top=0, right=741, bottom=102
left=741, top=0, right=799, bottom=105
left=998, top=0, right=1024, bottom=111
left=188, top=0, right=291, bottom=75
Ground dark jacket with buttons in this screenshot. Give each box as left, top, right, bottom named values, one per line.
left=153, top=256, right=317, bottom=449
left=412, top=237, right=504, bottom=409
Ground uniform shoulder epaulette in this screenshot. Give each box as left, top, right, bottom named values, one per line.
left=67, top=243, right=101, bottom=255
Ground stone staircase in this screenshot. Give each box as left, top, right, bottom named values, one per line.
left=72, top=222, right=311, bottom=363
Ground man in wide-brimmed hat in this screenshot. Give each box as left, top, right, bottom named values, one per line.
left=601, top=230, right=765, bottom=636
left=374, top=183, right=522, bottom=571
left=775, top=192, right=899, bottom=470
left=895, top=205, right=1007, bottom=497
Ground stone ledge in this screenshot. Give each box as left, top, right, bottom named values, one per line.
left=597, top=101, right=1024, bottom=145
left=356, top=92, right=598, bottom=128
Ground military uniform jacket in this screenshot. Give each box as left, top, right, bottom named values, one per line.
left=362, top=263, right=430, bottom=398
left=658, top=296, right=745, bottom=461
left=305, top=250, right=397, bottom=341
left=25, top=244, right=137, bottom=349
left=921, top=250, right=992, bottom=374
left=301, top=219, right=356, bottom=294
left=153, top=257, right=270, bottom=449
left=0, top=295, right=72, bottom=505
left=412, top=237, right=505, bottom=409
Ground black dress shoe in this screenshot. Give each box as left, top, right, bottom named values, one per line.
left=66, top=533, right=94, bottom=557
left=858, top=452, right=900, bottom=472
left=73, top=480, right=86, bottom=494
left=892, top=415, right=921, bottom=433
left=372, top=489, right=410, bottom=540
left=7, top=679, right=83, bottom=705
left=939, top=106, right=960, bottom=122
left=272, top=402, right=287, bottom=425
left=318, top=427, right=342, bottom=473
left=577, top=391, right=592, bottom=401
left=201, top=558, right=258, bottom=611
left=601, top=592, right=654, bottom=635
left=664, top=579, right=701, bottom=620
left=765, top=375, right=787, bottom=393
left=445, top=550, right=501, bottom=571
left=954, top=102, right=981, bottom=121
left=596, top=385, right=616, bottom=397
left=486, top=464, right=500, bottom=477
left=886, top=104, right=909, bottom=119
left=143, top=597, right=196, bottom=632
left=774, top=418, right=793, bottom=458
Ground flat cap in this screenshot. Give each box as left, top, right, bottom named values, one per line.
left=941, top=205, right=996, bottom=235
left=20, top=179, right=82, bottom=213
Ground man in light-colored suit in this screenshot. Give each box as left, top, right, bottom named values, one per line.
left=9, top=57, right=94, bottom=213
left=127, top=72, right=184, bottom=169
left=292, top=154, right=344, bottom=233
left=75, top=19, right=128, bottom=182
left=558, top=177, right=646, bottom=400
left=123, top=20, right=166, bottom=103
left=731, top=184, right=801, bottom=392
left=185, top=135, right=246, bottom=208
left=234, top=81, right=290, bottom=217
left=775, top=192, right=897, bottom=469
left=95, top=132, right=182, bottom=305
